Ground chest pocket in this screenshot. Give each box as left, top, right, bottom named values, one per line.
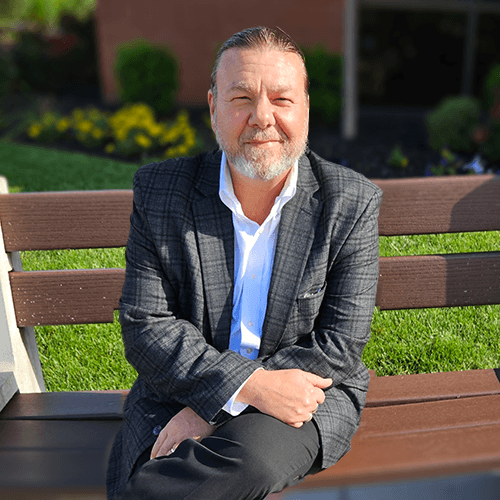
left=295, top=282, right=327, bottom=334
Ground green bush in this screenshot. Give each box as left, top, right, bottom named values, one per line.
left=483, top=62, right=500, bottom=112
left=115, top=40, right=178, bottom=117
left=302, top=46, right=342, bottom=126
left=480, top=120, right=500, bottom=162
left=0, top=50, right=16, bottom=98
left=426, top=96, right=481, bottom=153
left=0, top=0, right=95, bottom=32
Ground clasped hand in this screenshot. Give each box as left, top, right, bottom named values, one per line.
left=237, top=368, right=332, bottom=428
left=151, top=368, right=332, bottom=459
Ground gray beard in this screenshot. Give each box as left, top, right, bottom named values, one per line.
left=214, top=124, right=308, bottom=181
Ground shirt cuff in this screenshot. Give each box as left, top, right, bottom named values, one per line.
left=222, top=368, right=263, bottom=416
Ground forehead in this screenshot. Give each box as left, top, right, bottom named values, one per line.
left=216, top=48, right=306, bottom=94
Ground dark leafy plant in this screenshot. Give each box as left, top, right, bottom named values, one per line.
left=115, top=40, right=178, bottom=117
left=480, top=120, right=500, bottom=162
left=302, top=46, right=342, bottom=126
left=483, top=62, right=500, bottom=113
left=0, top=50, right=17, bottom=98
left=11, top=16, right=98, bottom=96
left=426, top=96, right=481, bottom=153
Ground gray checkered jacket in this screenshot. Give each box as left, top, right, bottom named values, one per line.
left=106, top=149, right=382, bottom=499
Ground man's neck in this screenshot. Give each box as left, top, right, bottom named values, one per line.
left=229, top=164, right=292, bottom=225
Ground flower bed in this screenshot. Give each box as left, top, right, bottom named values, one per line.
left=25, top=102, right=201, bottom=161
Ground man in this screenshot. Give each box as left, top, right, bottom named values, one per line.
left=107, top=26, right=382, bottom=500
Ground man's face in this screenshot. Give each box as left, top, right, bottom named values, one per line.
left=208, top=48, right=309, bottom=181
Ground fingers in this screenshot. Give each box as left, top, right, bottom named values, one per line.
left=151, top=427, right=177, bottom=459
left=306, top=372, right=333, bottom=389
left=150, top=431, right=163, bottom=459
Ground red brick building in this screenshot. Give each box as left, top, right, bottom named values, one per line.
left=94, top=0, right=345, bottom=106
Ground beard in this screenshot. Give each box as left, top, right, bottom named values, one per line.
left=213, top=117, right=308, bottom=181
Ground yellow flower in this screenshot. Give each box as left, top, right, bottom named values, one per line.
left=115, top=127, right=128, bottom=142
left=77, top=119, right=93, bottom=134
left=91, top=127, right=104, bottom=140
left=28, top=123, right=42, bottom=138
left=135, top=133, right=152, bottom=149
left=56, top=118, right=70, bottom=133
left=105, top=143, right=115, bottom=154
left=147, top=123, right=162, bottom=138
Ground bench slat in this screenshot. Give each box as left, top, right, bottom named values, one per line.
left=2, top=398, right=499, bottom=492
left=300, top=421, right=500, bottom=488
left=360, top=395, right=500, bottom=436
left=377, top=252, right=500, bottom=309
left=0, top=190, right=133, bottom=252
left=375, top=175, right=500, bottom=236
left=366, top=369, right=500, bottom=407
left=0, top=420, right=120, bottom=489
left=0, top=391, right=128, bottom=420
left=10, top=269, right=124, bottom=326
left=298, top=396, right=500, bottom=489
left=10, top=251, right=500, bottom=327
left=1, top=176, right=498, bottom=252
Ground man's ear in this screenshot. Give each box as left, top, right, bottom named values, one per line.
left=207, top=90, right=215, bottom=129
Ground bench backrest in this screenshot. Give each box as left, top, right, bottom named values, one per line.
left=2, top=175, right=499, bottom=329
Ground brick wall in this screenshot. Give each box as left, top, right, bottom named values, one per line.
left=95, top=0, right=344, bottom=107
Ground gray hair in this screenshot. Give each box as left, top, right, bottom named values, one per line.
left=210, top=26, right=309, bottom=100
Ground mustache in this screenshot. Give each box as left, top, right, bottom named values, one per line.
left=240, top=129, right=287, bottom=142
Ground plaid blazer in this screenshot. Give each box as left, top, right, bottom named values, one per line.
left=106, top=149, right=382, bottom=499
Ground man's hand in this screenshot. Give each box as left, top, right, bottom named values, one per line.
left=236, top=369, right=332, bottom=428
left=150, top=406, right=216, bottom=459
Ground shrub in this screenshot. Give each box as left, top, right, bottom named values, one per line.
left=0, top=50, right=17, bottom=98
left=115, top=40, right=178, bottom=117
left=483, top=62, right=500, bottom=112
left=426, top=96, right=481, bottom=153
left=0, top=0, right=95, bottom=32
left=302, top=46, right=342, bottom=126
left=480, top=120, right=500, bottom=162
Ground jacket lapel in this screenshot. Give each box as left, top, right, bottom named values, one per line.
left=260, top=155, right=323, bottom=357
left=192, top=151, right=234, bottom=352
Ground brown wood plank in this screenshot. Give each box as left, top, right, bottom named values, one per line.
left=0, top=485, right=106, bottom=500
left=367, top=369, right=500, bottom=407
left=377, top=252, right=500, bottom=309
left=0, top=391, right=129, bottom=420
left=10, top=269, right=125, bottom=326
left=10, top=252, right=500, bottom=328
left=374, top=175, right=500, bottom=236
left=1, top=176, right=498, bottom=253
left=359, top=395, right=500, bottom=437
left=0, top=420, right=120, bottom=489
left=298, top=423, right=500, bottom=488
left=0, top=419, right=120, bottom=450
left=0, top=190, right=133, bottom=252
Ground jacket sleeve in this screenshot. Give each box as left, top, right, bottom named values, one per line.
left=119, top=170, right=261, bottom=425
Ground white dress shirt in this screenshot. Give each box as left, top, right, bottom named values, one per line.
left=218, top=152, right=298, bottom=415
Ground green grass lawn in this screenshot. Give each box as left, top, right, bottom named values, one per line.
left=0, top=142, right=140, bottom=191
left=4, top=142, right=500, bottom=391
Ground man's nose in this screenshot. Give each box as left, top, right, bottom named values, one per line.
left=248, top=97, right=276, bottom=129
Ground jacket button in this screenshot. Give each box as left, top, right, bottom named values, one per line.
left=153, top=425, right=162, bottom=436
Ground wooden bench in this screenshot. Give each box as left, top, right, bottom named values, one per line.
left=0, top=174, right=499, bottom=499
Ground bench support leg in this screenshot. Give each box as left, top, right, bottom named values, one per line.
left=0, top=178, right=45, bottom=403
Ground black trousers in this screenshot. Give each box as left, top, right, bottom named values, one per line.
left=117, top=410, right=322, bottom=500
